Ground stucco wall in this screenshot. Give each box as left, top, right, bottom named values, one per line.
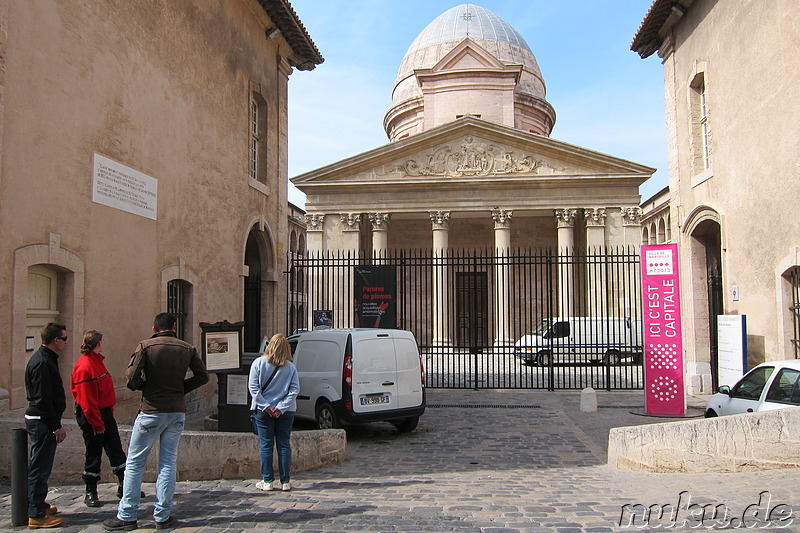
left=663, top=0, right=800, bottom=388
left=0, top=0, right=295, bottom=420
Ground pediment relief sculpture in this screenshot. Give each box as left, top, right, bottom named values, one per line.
left=379, top=136, right=566, bottom=179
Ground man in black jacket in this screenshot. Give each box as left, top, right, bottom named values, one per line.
left=25, top=322, right=69, bottom=529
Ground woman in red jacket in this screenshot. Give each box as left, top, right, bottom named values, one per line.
left=71, top=330, right=127, bottom=507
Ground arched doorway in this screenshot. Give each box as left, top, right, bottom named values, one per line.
left=243, top=227, right=275, bottom=352
left=688, top=215, right=723, bottom=390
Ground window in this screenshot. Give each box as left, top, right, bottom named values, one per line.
left=690, top=74, right=711, bottom=173
left=731, top=366, right=774, bottom=400
left=250, top=92, right=267, bottom=183
left=791, top=267, right=800, bottom=357
left=167, top=279, right=190, bottom=340
left=765, top=368, right=800, bottom=404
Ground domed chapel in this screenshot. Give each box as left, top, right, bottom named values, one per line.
left=291, top=4, right=652, bottom=346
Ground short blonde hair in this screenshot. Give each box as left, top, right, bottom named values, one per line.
left=263, top=334, right=291, bottom=366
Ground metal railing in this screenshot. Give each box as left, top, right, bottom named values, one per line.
left=286, top=246, right=643, bottom=390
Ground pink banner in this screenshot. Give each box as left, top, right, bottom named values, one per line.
left=641, top=244, right=685, bottom=415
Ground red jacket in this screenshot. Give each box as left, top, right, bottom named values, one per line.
left=71, top=351, right=116, bottom=432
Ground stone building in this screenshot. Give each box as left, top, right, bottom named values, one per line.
left=0, top=0, right=322, bottom=420
left=292, top=4, right=653, bottom=346
left=632, top=0, right=800, bottom=393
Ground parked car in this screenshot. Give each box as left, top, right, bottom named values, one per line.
left=287, top=328, right=426, bottom=432
left=513, top=317, right=642, bottom=366
left=705, top=359, right=800, bottom=417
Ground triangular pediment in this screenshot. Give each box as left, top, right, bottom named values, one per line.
left=431, top=38, right=507, bottom=72
left=292, top=117, right=654, bottom=189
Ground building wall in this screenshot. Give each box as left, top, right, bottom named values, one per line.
left=661, top=0, right=800, bottom=389
left=0, top=0, right=297, bottom=421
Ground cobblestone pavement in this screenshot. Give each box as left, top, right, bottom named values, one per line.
left=2, top=389, right=799, bottom=532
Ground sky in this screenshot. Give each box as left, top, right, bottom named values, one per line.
left=286, top=0, right=667, bottom=208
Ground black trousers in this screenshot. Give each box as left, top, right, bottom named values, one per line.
left=26, top=418, right=56, bottom=518
left=76, top=405, right=126, bottom=483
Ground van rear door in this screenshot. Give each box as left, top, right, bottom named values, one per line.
left=351, top=333, right=399, bottom=413
left=392, top=333, right=424, bottom=408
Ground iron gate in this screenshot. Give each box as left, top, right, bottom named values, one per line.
left=286, top=247, right=643, bottom=390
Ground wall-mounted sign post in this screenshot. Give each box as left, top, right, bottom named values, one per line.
left=641, top=244, right=685, bottom=416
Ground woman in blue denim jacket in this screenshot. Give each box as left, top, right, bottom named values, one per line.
left=248, top=334, right=300, bottom=492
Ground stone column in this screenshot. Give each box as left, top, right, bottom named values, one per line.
left=492, top=208, right=513, bottom=348
left=585, top=208, right=607, bottom=316
left=368, top=212, right=390, bottom=261
left=338, top=213, right=361, bottom=328
left=430, top=211, right=451, bottom=348
left=304, top=213, right=325, bottom=328
left=555, top=209, right=578, bottom=317
left=620, top=207, right=643, bottom=247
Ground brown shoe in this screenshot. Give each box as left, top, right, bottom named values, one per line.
left=28, top=514, right=64, bottom=528
left=45, top=504, right=58, bottom=515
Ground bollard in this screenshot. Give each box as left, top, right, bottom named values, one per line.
left=11, top=427, right=28, bottom=526
left=580, top=387, right=598, bottom=412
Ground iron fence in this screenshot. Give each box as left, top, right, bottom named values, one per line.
left=286, top=246, right=643, bottom=390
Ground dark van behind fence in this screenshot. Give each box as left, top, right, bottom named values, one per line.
left=286, top=246, right=643, bottom=390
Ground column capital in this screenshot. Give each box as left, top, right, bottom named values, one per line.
left=555, top=208, right=579, bottom=228
left=368, top=212, right=391, bottom=231
left=491, top=208, right=513, bottom=229
left=429, top=211, right=451, bottom=230
left=621, top=206, right=643, bottom=227
left=585, top=207, right=607, bottom=227
left=305, top=213, right=325, bottom=232
left=340, top=213, right=362, bottom=232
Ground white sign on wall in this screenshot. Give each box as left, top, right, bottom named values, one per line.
left=92, top=153, right=157, bottom=220
left=717, top=314, right=747, bottom=388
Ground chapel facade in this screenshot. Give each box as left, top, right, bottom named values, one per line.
left=292, top=4, right=653, bottom=347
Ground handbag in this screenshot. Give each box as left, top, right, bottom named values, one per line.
left=250, top=365, right=280, bottom=435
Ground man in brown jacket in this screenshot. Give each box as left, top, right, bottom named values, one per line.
left=103, top=313, right=208, bottom=531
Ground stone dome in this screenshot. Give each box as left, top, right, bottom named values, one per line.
left=385, top=4, right=554, bottom=141
left=391, top=4, right=546, bottom=108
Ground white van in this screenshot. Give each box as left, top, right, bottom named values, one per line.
left=513, top=317, right=642, bottom=366
left=287, top=329, right=426, bottom=432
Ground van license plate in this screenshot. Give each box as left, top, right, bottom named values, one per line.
left=360, top=394, right=389, bottom=405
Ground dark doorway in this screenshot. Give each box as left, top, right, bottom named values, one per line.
left=244, top=232, right=262, bottom=352
left=456, top=271, right=488, bottom=348
left=695, top=221, right=723, bottom=390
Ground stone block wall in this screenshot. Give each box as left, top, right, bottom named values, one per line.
left=0, top=419, right=346, bottom=483
left=608, top=407, right=800, bottom=472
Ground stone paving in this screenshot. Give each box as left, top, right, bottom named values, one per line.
left=2, top=389, right=799, bottom=532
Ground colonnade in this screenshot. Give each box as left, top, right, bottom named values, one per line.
left=303, top=207, right=643, bottom=347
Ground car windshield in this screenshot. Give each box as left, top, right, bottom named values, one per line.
left=530, top=320, right=552, bottom=336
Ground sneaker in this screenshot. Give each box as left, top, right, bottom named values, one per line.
left=255, top=480, right=274, bottom=491
left=102, top=517, right=138, bottom=531
left=28, top=515, right=64, bottom=529
left=155, top=516, right=175, bottom=530
left=281, top=482, right=292, bottom=492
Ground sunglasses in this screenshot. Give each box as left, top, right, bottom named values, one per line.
left=58, top=336, right=68, bottom=342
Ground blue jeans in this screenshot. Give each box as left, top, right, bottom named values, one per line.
left=117, top=412, right=184, bottom=523
left=255, top=410, right=295, bottom=483
left=26, top=419, right=57, bottom=518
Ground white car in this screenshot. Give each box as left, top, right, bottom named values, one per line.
left=705, top=359, right=800, bottom=417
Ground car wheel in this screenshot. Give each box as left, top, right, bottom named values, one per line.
left=316, top=402, right=339, bottom=429
left=391, top=416, right=419, bottom=433
left=537, top=351, right=551, bottom=367
left=704, top=409, right=718, bottom=418
left=604, top=349, right=621, bottom=365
